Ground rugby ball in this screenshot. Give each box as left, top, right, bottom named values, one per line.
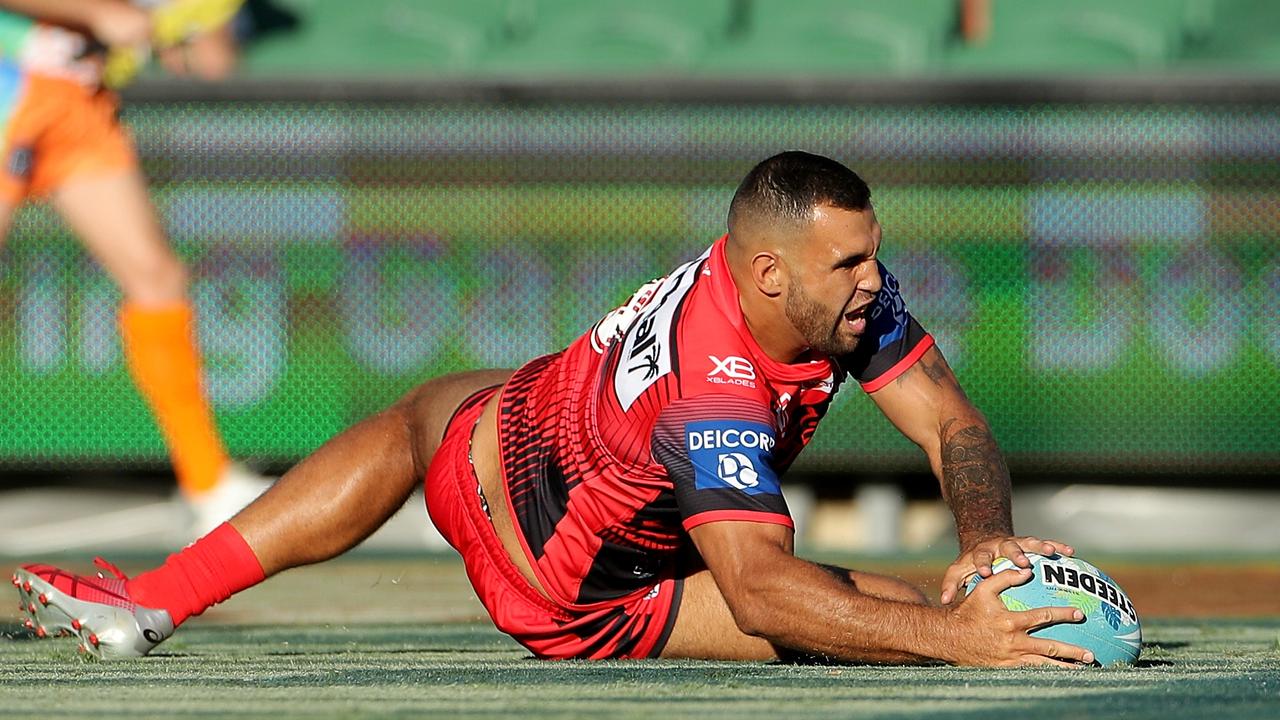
left=965, top=553, right=1141, bottom=666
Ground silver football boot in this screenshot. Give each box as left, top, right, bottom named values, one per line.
left=13, top=558, right=174, bottom=659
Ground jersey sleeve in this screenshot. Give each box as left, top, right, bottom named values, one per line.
left=840, top=261, right=934, bottom=393
left=650, top=395, right=792, bottom=532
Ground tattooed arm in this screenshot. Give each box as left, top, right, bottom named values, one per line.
left=866, top=345, right=1074, bottom=603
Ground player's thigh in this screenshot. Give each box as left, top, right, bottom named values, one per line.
left=51, top=170, right=185, bottom=304
left=660, top=567, right=779, bottom=661
left=397, top=369, right=515, bottom=458
left=660, top=563, right=930, bottom=661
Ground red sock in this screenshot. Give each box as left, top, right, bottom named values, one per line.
left=126, top=523, right=266, bottom=626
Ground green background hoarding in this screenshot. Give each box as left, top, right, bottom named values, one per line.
left=1, top=102, right=1277, bottom=472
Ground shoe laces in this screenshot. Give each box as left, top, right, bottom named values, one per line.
left=92, top=557, right=130, bottom=582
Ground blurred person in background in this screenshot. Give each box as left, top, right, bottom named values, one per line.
left=0, top=0, right=272, bottom=535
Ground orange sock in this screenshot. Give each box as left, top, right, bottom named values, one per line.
left=119, top=301, right=229, bottom=496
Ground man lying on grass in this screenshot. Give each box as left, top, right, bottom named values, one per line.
left=16, top=151, right=1092, bottom=667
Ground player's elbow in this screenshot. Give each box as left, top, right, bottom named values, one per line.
left=720, top=578, right=787, bottom=639
left=726, top=597, right=773, bottom=638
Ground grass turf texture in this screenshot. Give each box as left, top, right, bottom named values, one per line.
left=3, top=555, right=1278, bottom=719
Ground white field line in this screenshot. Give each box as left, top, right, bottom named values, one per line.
left=0, top=501, right=177, bottom=555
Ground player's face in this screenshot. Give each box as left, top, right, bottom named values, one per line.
left=783, top=205, right=883, bottom=357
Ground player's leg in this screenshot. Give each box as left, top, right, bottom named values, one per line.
left=123, top=368, right=513, bottom=622
left=232, top=368, right=513, bottom=574
left=15, top=368, right=512, bottom=657
left=659, top=564, right=929, bottom=660
left=35, top=72, right=265, bottom=531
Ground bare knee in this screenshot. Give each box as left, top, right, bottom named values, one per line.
left=118, top=251, right=188, bottom=305
left=822, top=565, right=930, bottom=606
left=863, top=575, right=930, bottom=606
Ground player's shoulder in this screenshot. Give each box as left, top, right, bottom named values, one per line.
left=668, top=279, right=771, bottom=404
left=676, top=340, right=770, bottom=403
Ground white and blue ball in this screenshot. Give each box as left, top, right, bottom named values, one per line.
left=965, top=553, right=1142, bottom=667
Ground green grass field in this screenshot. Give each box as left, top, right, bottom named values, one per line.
left=3, top=554, right=1278, bottom=719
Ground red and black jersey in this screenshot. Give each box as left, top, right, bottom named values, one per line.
left=496, top=236, right=933, bottom=610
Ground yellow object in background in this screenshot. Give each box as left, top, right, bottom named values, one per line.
left=103, top=0, right=245, bottom=87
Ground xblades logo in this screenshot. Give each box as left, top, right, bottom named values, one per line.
left=708, top=355, right=755, bottom=380
left=143, top=628, right=163, bottom=643
left=707, top=355, right=757, bottom=388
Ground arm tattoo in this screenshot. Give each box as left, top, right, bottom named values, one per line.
left=898, top=350, right=956, bottom=391
left=939, top=417, right=1014, bottom=549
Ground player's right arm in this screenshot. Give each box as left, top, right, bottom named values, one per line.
left=686, top=518, right=1094, bottom=666
left=652, top=394, right=1092, bottom=666
left=0, top=0, right=148, bottom=47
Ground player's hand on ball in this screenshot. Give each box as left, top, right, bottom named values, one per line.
left=939, top=535, right=1075, bottom=605
left=949, top=566, right=1095, bottom=667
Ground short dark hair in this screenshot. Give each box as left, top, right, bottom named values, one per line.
left=728, top=151, right=871, bottom=233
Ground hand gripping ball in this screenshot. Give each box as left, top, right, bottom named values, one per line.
left=965, top=553, right=1142, bottom=666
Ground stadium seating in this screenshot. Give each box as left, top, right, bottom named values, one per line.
left=229, top=0, right=1280, bottom=79
left=238, top=0, right=527, bottom=76
left=478, top=0, right=734, bottom=76
left=700, top=0, right=956, bottom=76
left=944, top=0, right=1207, bottom=73
left=1176, top=0, right=1280, bottom=70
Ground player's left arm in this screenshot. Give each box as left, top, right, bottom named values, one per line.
left=866, top=344, right=1073, bottom=604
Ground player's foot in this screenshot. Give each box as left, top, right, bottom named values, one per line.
left=186, top=463, right=273, bottom=538
left=12, top=558, right=173, bottom=659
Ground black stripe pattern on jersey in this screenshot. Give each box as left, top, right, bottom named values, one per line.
left=500, top=353, right=570, bottom=561
left=575, top=494, right=681, bottom=604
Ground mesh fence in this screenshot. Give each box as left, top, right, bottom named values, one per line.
left=0, top=100, right=1277, bottom=472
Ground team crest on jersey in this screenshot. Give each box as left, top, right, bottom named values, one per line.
left=686, top=420, right=781, bottom=495
left=613, top=252, right=707, bottom=410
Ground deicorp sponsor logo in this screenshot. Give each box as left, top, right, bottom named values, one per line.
left=706, top=355, right=756, bottom=388
left=687, top=426, right=774, bottom=452
left=716, top=452, right=759, bottom=489
left=686, top=420, right=780, bottom=495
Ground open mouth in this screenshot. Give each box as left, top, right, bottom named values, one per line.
left=839, top=303, right=870, bottom=335
left=843, top=306, right=868, bottom=334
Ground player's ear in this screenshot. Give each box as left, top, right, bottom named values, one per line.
left=750, top=251, right=784, bottom=298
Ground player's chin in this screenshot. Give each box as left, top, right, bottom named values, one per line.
left=837, top=327, right=865, bottom=351
left=825, top=336, right=861, bottom=357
